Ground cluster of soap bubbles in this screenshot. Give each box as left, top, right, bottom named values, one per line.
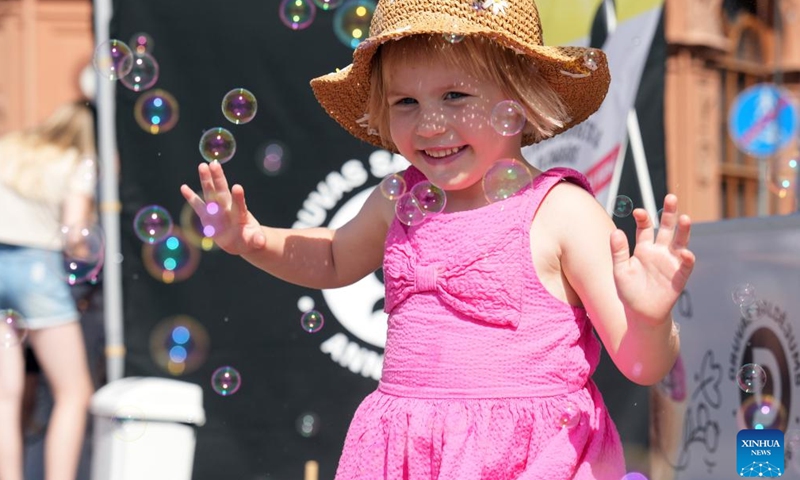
left=277, top=0, right=375, bottom=50
left=198, top=88, right=259, bottom=165
left=379, top=175, right=448, bottom=227
left=93, top=35, right=158, bottom=89
left=93, top=36, right=165, bottom=135
left=731, top=285, right=765, bottom=395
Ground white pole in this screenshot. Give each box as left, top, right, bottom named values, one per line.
left=93, top=0, right=125, bottom=381
left=601, top=0, right=660, bottom=226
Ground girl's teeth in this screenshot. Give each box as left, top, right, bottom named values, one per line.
left=426, top=147, right=460, bottom=158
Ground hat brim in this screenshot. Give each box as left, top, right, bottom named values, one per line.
left=310, top=24, right=610, bottom=153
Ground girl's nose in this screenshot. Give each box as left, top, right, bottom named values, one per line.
left=415, top=111, right=448, bottom=137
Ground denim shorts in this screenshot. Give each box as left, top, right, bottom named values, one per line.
left=0, top=243, right=80, bottom=330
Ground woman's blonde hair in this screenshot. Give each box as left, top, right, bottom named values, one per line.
left=0, top=101, right=96, bottom=203
left=366, top=35, right=570, bottom=150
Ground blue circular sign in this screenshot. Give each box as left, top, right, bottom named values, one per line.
left=728, top=84, right=798, bottom=158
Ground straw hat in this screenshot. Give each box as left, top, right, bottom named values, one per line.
left=310, top=0, right=611, bottom=152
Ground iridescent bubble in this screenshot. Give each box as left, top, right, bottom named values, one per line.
left=732, top=283, right=756, bottom=307
left=301, top=310, right=324, bottom=333
left=255, top=140, right=290, bottom=176
left=296, top=412, right=321, bottom=437
left=93, top=39, right=133, bottom=81
left=180, top=202, right=217, bottom=252
left=112, top=405, right=147, bottom=442
left=279, top=0, right=317, bottom=30
left=133, top=205, right=173, bottom=244
left=119, top=53, right=160, bottom=92
left=621, top=474, right=648, bottom=480
left=59, top=224, right=105, bottom=285
left=1, top=309, right=28, bottom=348
left=738, top=394, right=785, bottom=430
left=128, top=32, right=155, bottom=55
left=557, top=401, right=581, bottom=428
left=149, top=315, right=210, bottom=376
left=737, top=363, right=767, bottom=394
left=483, top=158, right=532, bottom=203
left=395, top=192, right=426, bottom=226
left=443, top=33, right=464, bottom=44
left=490, top=100, right=526, bottom=136
left=411, top=182, right=446, bottom=215
left=313, top=0, right=344, bottom=10
left=612, top=195, right=634, bottom=217
left=134, top=89, right=179, bottom=134
left=199, top=127, right=236, bottom=164
left=583, top=50, right=600, bottom=71
left=142, top=228, right=201, bottom=284
left=767, top=156, right=798, bottom=199
left=380, top=173, right=406, bottom=200
left=211, top=366, right=242, bottom=396
left=221, top=88, right=258, bottom=125
left=333, top=0, right=375, bottom=49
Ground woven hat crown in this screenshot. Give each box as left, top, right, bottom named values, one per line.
left=369, top=0, right=545, bottom=47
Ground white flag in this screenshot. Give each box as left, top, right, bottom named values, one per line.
left=523, top=0, right=663, bottom=207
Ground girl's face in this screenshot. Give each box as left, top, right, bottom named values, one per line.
left=383, top=53, right=525, bottom=210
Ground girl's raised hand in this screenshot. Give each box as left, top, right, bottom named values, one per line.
left=609, top=194, right=696, bottom=326
left=180, top=161, right=266, bottom=256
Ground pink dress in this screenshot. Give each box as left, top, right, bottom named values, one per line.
left=334, top=167, right=626, bottom=480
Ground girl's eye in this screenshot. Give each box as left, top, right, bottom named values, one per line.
left=395, top=97, right=417, bottom=105
left=445, top=92, right=467, bottom=100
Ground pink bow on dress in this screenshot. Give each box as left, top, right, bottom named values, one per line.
left=383, top=240, right=523, bottom=329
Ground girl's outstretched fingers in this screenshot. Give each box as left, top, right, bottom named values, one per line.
left=672, top=214, right=692, bottom=250
left=231, top=184, right=250, bottom=223
left=656, top=194, right=679, bottom=244
left=610, top=229, right=631, bottom=266
left=632, top=208, right=654, bottom=245
left=180, top=184, right=206, bottom=216
left=198, top=162, right=216, bottom=201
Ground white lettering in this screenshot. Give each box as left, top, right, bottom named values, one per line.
left=368, top=150, right=409, bottom=178
left=293, top=160, right=369, bottom=228
left=320, top=333, right=383, bottom=380
left=741, top=439, right=781, bottom=448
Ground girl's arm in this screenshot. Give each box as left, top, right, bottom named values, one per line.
left=544, top=183, right=694, bottom=386
left=181, top=161, right=392, bottom=290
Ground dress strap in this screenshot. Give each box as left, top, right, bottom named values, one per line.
left=401, top=165, right=426, bottom=188
left=522, top=167, right=595, bottom=220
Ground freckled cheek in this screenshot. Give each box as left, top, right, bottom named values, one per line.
left=450, top=105, right=490, bottom=131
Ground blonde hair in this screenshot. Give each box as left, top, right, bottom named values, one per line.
left=0, top=101, right=96, bottom=203
left=366, top=35, right=570, bottom=150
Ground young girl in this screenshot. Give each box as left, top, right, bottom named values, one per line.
left=181, top=0, right=695, bottom=477
left=0, top=101, right=97, bottom=480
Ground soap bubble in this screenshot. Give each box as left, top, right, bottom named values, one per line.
left=211, top=366, right=242, bottom=396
